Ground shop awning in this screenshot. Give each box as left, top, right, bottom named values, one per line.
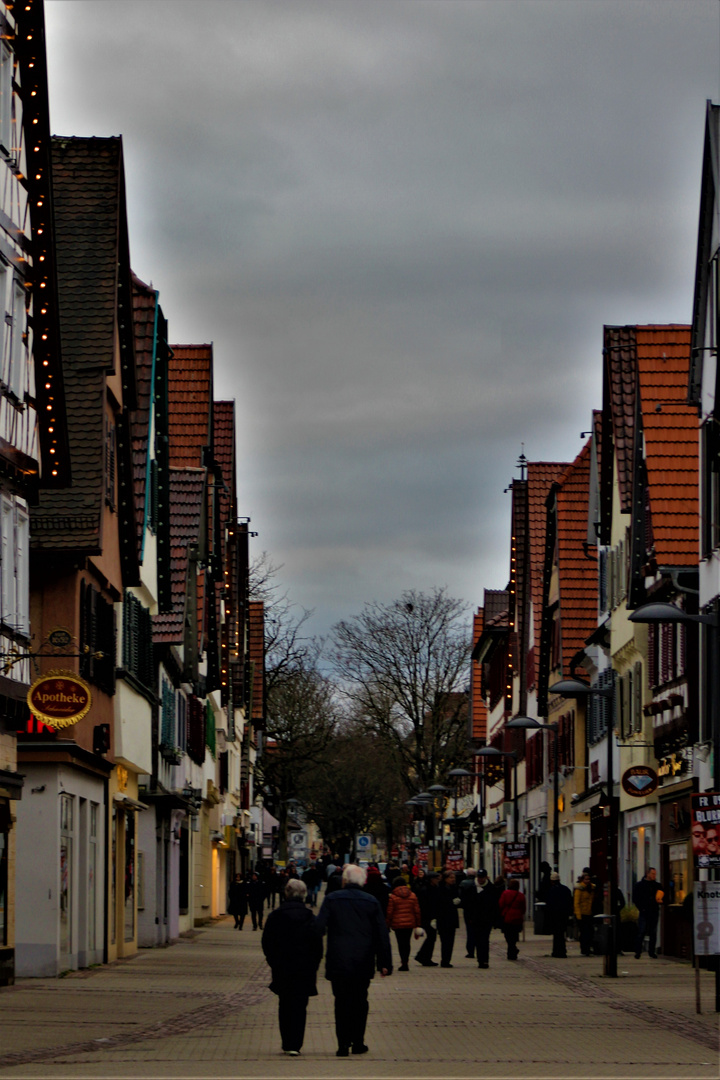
left=113, top=793, right=149, bottom=812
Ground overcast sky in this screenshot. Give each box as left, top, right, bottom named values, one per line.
left=45, top=0, right=719, bottom=639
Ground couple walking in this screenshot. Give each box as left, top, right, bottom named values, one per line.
left=261, top=864, right=392, bottom=1057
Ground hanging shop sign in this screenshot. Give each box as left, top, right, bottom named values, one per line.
left=503, top=842, right=530, bottom=878
left=27, top=670, right=91, bottom=729
left=691, top=792, right=720, bottom=870
left=621, top=765, right=658, bottom=798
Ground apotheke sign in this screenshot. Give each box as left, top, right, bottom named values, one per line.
left=27, top=671, right=92, bottom=729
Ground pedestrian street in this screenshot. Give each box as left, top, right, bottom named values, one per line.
left=0, top=918, right=717, bottom=1080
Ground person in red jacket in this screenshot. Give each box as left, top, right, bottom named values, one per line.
left=386, top=876, right=422, bottom=971
left=498, top=878, right=526, bottom=960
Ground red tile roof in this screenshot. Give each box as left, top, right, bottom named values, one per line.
left=604, top=326, right=637, bottom=514
left=554, top=441, right=598, bottom=677
left=152, top=468, right=205, bottom=643
left=130, top=274, right=156, bottom=560
left=213, top=401, right=236, bottom=530
left=527, top=463, right=568, bottom=670
left=635, top=326, right=697, bottom=566
left=168, top=344, right=213, bottom=468
left=248, top=601, right=265, bottom=724
left=471, top=609, right=487, bottom=741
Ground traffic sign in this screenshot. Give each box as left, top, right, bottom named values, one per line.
left=356, top=834, right=372, bottom=853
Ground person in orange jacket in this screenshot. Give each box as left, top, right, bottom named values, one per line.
left=386, top=876, right=422, bottom=971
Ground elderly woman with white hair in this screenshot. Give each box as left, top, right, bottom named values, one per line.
left=261, top=878, right=323, bottom=1057
left=315, top=863, right=393, bottom=1057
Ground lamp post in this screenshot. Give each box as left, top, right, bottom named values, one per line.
left=410, top=793, right=433, bottom=869
left=629, top=600, right=720, bottom=1011
left=428, top=784, right=452, bottom=870
left=474, top=746, right=519, bottom=841
left=550, top=677, right=617, bottom=978
left=506, top=715, right=560, bottom=872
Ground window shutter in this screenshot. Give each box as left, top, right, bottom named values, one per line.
left=678, top=624, right=686, bottom=677
left=633, top=660, right=643, bottom=733
left=9, top=279, right=25, bottom=400
left=15, top=505, right=28, bottom=635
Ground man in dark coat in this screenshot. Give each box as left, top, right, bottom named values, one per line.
left=315, top=863, right=392, bottom=1057
left=262, top=878, right=322, bottom=1056
left=633, top=867, right=662, bottom=959
left=247, top=872, right=266, bottom=929
left=414, top=872, right=440, bottom=965
left=227, top=873, right=248, bottom=930
left=466, top=868, right=498, bottom=968
left=545, top=872, right=573, bottom=958
left=458, top=868, right=478, bottom=958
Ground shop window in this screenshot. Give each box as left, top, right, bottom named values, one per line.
left=124, top=810, right=135, bottom=943
left=666, top=842, right=687, bottom=907
left=0, top=825, right=6, bottom=946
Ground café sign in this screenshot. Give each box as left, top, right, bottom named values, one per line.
left=27, top=670, right=92, bottom=729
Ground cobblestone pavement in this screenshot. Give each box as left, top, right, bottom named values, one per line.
left=0, top=917, right=718, bottom=1080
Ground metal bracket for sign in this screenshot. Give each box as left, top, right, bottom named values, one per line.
left=0, top=627, right=105, bottom=675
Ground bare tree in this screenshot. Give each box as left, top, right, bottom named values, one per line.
left=331, top=588, right=471, bottom=792
left=249, top=551, right=314, bottom=696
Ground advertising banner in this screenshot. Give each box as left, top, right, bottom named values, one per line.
left=446, top=849, right=464, bottom=871
left=694, top=882, right=720, bottom=955
left=691, top=793, right=720, bottom=869
left=417, top=845, right=429, bottom=865
left=503, top=842, right=530, bottom=878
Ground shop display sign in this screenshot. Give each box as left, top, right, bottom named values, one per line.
left=27, top=670, right=91, bottom=729
left=694, top=882, right=720, bottom=955
left=417, top=845, right=429, bottom=864
left=446, top=849, right=464, bottom=871
left=621, top=765, right=658, bottom=798
left=691, top=792, right=720, bottom=869
left=503, top=842, right=530, bottom=878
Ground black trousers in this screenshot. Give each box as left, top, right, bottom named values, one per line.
left=250, top=905, right=264, bottom=930
left=503, top=925, right=520, bottom=959
left=551, top=922, right=567, bottom=958
left=278, top=992, right=309, bottom=1052
left=579, top=914, right=593, bottom=955
left=331, top=976, right=370, bottom=1051
left=464, top=913, right=476, bottom=957
left=415, top=926, right=437, bottom=964
left=475, top=923, right=492, bottom=966
left=439, top=927, right=456, bottom=966
left=394, top=927, right=412, bottom=967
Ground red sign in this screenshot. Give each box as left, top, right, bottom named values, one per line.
left=417, top=845, right=429, bottom=865
left=446, top=849, right=464, bottom=871
left=391, top=847, right=399, bottom=858
left=27, top=671, right=92, bottom=729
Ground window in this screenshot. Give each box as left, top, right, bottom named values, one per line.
left=0, top=42, right=12, bottom=155
left=79, top=582, right=116, bottom=694
left=0, top=496, right=29, bottom=636
left=0, top=266, right=27, bottom=401
left=160, top=675, right=176, bottom=749
left=122, top=592, right=153, bottom=689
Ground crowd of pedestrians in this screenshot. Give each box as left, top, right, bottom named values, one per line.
left=231, top=854, right=656, bottom=1057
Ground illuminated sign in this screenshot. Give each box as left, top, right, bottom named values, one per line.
left=27, top=670, right=91, bottom=729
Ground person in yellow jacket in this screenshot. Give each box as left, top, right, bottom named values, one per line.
left=573, top=871, right=595, bottom=956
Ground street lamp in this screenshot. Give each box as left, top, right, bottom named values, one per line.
left=474, top=746, right=519, bottom=841
left=506, top=715, right=560, bottom=872
left=629, top=600, right=720, bottom=1011
left=429, top=784, right=452, bottom=870
left=549, top=676, right=617, bottom=978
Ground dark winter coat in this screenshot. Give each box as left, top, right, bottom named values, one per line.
left=633, top=877, right=663, bottom=920
left=228, top=879, right=249, bottom=916
left=363, top=867, right=389, bottom=914
left=248, top=879, right=266, bottom=911
left=498, top=887, right=526, bottom=927
left=315, top=884, right=393, bottom=981
left=436, top=881, right=460, bottom=932
left=415, top=880, right=439, bottom=927
left=467, top=880, right=499, bottom=930
left=386, top=885, right=421, bottom=930
left=545, top=882, right=573, bottom=931
left=261, top=899, right=323, bottom=997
